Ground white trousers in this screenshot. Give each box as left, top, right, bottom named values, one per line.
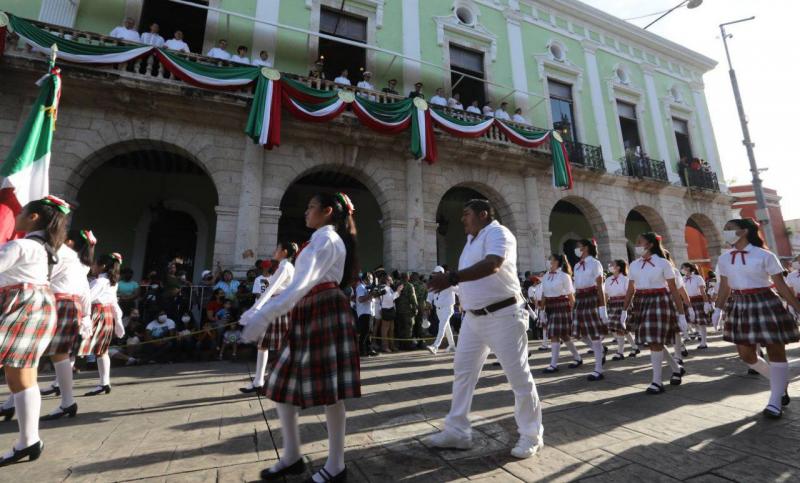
left=433, top=306, right=455, bottom=349
left=444, top=304, right=543, bottom=440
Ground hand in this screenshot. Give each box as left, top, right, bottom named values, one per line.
left=427, top=273, right=450, bottom=293
left=241, top=321, right=263, bottom=343
left=704, top=302, right=714, bottom=315
left=711, top=308, right=724, bottom=331
left=619, top=310, right=628, bottom=329
left=598, top=306, right=609, bottom=324
left=238, top=309, right=255, bottom=327
left=687, top=307, right=696, bottom=323
left=397, top=284, right=404, bottom=293
left=538, top=310, right=548, bottom=326
left=114, top=324, right=125, bottom=338
left=79, top=316, right=93, bottom=339
left=677, top=314, right=688, bottom=334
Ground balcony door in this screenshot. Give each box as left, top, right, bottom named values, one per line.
left=140, top=0, right=208, bottom=54
left=318, top=7, right=367, bottom=82
left=449, top=44, right=485, bottom=108
left=549, top=79, right=577, bottom=142
left=617, top=101, right=642, bottom=154
left=673, top=118, right=693, bottom=160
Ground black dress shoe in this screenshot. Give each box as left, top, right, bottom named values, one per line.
left=40, top=403, right=78, bottom=421
left=304, top=466, right=347, bottom=483
left=587, top=372, right=605, bottom=381
left=681, top=348, right=689, bottom=357
left=0, top=441, right=43, bottom=466
left=260, top=457, right=306, bottom=480
left=763, top=405, right=782, bottom=419
left=40, top=385, right=60, bottom=397
left=239, top=385, right=260, bottom=394
left=542, top=365, right=559, bottom=374
left=782, top=391, right=790, bottom=407
left=84, top=385, right=111, bottom=396
left=670, top=372, right=683, bottom=386
left=628, top=349, right=641, bottom=358
left=646, top=383, right=665, bottom=395
left=0, top=407, right=14, bottom=422
left=568, top=359, right=583, bottom=369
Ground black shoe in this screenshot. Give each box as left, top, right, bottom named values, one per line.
left=84, top=385, right=111, bottom=396
left=367, top=350, right=379, bottom=357
left=696, top=344, right=708, bottom=350
left=542, top=365, right=559, bottom=374
left=587, top=372, right=605, bottom=381
left=40, top=385, right=60, bottom=397
left=747, top=368, right=759, bottom=375
left=537, top=346, right=551, bottom=351
left=628, top=349, right=640, bottom=358
left=568, top=359, right=583, bottom=369
left=646, top=383, right=665, bottom=395
left=260, top=458, right=306, bottom=480
left=601, top=355, right=606, bottom=366
left=304, top=467, right=347, bottom=483
left=679, top=366, right=686, bottom=376
left=763, top=405, right=782, bottom=419
left=670, top=372, right=683, bottom=386
left=611, top=353, right=625, bottom=361
left=40, top=402, right=78, bottom=421
left=782, top=391, right=790, bottom=407
left=681, top=348, right=689, bottom=357
left=603, top=345, right=608, bottom=355
left=0, top=407, right=14, bottom=422
left=239, top=385, right=260, bottom=394
left=0, top=441, right=43, bottom=466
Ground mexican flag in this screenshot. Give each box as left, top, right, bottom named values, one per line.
left=0, top=64, right=61, bottom=243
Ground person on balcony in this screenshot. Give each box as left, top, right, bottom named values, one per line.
left=482, top=101, right=495, bottom=118
left=356, top=71, right=376, bottom=100
left=678, top=156, right=690, bottom=186
left=333, top=69, right=351, bottom=86
left=110, top=17, right=141, bottom=43
left=494, top=102, right=511, bottom=121
left=430, top=88, right=448, bottom=107
left=252, top=50, right=272, bottom=67
left=206, top=40, right=231, bottom=61
left=466, top=100, right=481, bottom=115
left=382, top=78, right=399, bottom=96
left=448, top=92, right=463, bottom=110
left=231, top=45, right=250, bottom=65
left=512, top=107, right=529, bottom=125
left=140, top=23, right=164, bottom=47
left=408, top=82, right=425, bottom=99
left=164, top=30, right=190, bottom=53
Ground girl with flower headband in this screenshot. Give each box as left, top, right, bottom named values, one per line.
left=77, top=252, right=125, bottom=397
left=0, top=196, right=69, bottom=466
left=241, top=192, right=360, bottom=483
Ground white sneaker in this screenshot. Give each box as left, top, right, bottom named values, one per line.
left=426, top=430, right=473, bottom=450
left=426, top=345, right=438, bottom=355
left=511, top=435, right=543, bottom=458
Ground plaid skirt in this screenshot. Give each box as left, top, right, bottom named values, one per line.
left=572, top=288, right=608, bottom=339
left=631, top=289, right=677, bottom=345
left=77, top=303, right=115, bottom=356
left=689, top=296, right=710, bottom=327
left=45, top=293, right=83, bottom=356
left=260, top=313, right=290, bottom=350
left=544, top=296, right=573, bottom=341
left=606, top=297, right=627, bottom=332
left=265, top=284, right=361, bottom=409
left=0, top=284, right=57, bottom=368
left=723, top=288, right=799, bottom=345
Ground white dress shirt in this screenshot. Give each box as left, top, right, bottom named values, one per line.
left=356, top=80, right=375, bottom=91
left=573, top=256, right=603, bottom=290
left=0, top=231, right=50, bottom=287
left=90, top=273, right=124, bottom=332
left=429, top=95, right=448, bottom=107
left=429, top=285, right=457, bottom=310
left=494, top=109, right=511, bottom=120
left=717, top=244, right=783, bottom=290
left=629, top=254, right=674, bottom=290
left=334, top=76, right=351, bottom=86
left=466, top=105, right=482, bottom=114
left=252, top=57, right=273, bottom=67
left=110, top=26, right=141, bottom=43
left=164, top=38, right=190, bottom=53
left=447, top=98, right=463, bottom=110
left=231, top=54, right=251, bottom=64
left=512, top=114, right=529, bottom=124
left=355, top=283, right=373, bottom=317
left=206, top=47, right=231, bottom=60
left=683, top=274, right=706, bottom=297
left=541, top=270, right=574, bottom=298
left=140, top=32, right=164, bottom=47
left=787, top=270, right=800, bottom=296
left=457, top=221, right=521, bottom=310
left=604, top=274, right=628, bottom=298
left=482, top=106, right=495, bottom=117
left=253, top=260, right=295, bottom=311
left=50, top=245, right=91, bottom=315
left=379, top=286, right=399, bottom=309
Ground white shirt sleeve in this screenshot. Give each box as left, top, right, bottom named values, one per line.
left=563, top=273, right=575, bottom=295
left=484, top=226, right=511, bottom=259
left=662, top=260, right=675, bottom=280
left=764, top=251, right=784, bottom=276
left=254, top=263, right=292, bottom=310
left=0, top=241, right=22, bottom=273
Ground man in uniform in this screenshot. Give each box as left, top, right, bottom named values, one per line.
left=394, top=272, right=419, bottom=351
left=410, top=272, right=428, bottom=349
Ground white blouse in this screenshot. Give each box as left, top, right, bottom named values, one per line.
left=604, top=274, right=628, bottom=298
left=629, top=254, right=674, bottom=290
left=683, top=274, right=706, bottom=298
left=717, top=244, right=783, bottom=291
left=573, top=256, right=603, bottom=290
left=0, top=231, right=50, bottom=286
left=672, top=267, right=684, bottom=289
left=50, top=245, right=91, bottom=315
left=787, top=270, right=800, bottom=296
left=90, top=273, right=124, bottom=332
left=379, top=286, right=399, bottom=309
left=254, top=259, right=295, bottom=310
left=541, top=270, right=574, bottom=298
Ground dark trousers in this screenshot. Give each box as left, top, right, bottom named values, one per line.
left=357, top=314, right=373, bottom=355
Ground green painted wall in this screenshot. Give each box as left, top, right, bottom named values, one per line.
left=215, top=0, right=256, bottom=57
left=0, top=0, right=42, bottom=20
left=74, top=0, right=125, bottom=35
left=274, top=0, right=310, bottom=75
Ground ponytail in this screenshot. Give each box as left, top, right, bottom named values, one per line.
left=727, top=218, right=764, bottom=248
left=640, top=232, right=666, bottom=259
left=614, top=259, right=628, bottom=276
left=314, top=192, right=359, bottom=287
left=681, top=262, right=699, bottom=275
left=578, top=238, right=598, bottom=257
left=96, top=253, right=121, bottom=285
left=279, top=240, right=299, bottom=264
left=23, top=197, right=69, bottom=251
left=67, top=228, right=96, bottom=266
left=551, top=253, right=572, bottom=277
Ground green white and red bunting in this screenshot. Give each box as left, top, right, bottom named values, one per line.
left=429, top=107, right=494, bottom=138
left=245, top=72, right=281, bottom=148
left=411, top=99, right=436, bottom=162
left=155, top=49, right=258, bottom=89
left=283, top=91, right=348, bottom=122
left=352, top=96, right=412, bottom=134
left=550, top=132, right=574, bottom=189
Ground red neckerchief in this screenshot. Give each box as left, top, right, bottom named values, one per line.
left=547, top=271, right=557, bottom=281
left=576, top=259, right=586, bottom=271
left=640, top=257, right=655, bottom=269
left=730, top=250, right=748, bottom=265
left=610, top=275, right=620, bottom=285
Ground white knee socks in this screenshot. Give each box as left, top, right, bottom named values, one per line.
left=667, top=352, right=682, bottom=373
left=14, top=386, right=40, bottom=450
left=565, top=341, right=581, bottom=361
left=320, top=401, right=346, bottom=481
left=54, top=359, right=75, bottom=408
left=2, top=395, right=14, bottom=410
left=747, top=356, right=770, bottom=379
left=253, top=350, right=268, bottom=388
left=616, top=336, right=625, bottom=355
left=768, top=362, right=788, bottom=409
left=550, top=343, right=561, bottom=367
left=651, top=350, right=664, bottom=385
left=625, top=333, right=637, bottom=350
left=699, top=326, right=707, bottom=345
left=592, top=340, right=604, bottom=374
left=98, top=353, right=111, bottom=387
left=275, top=402, right=301, bottom=464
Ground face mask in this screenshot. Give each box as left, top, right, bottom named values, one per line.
left=722, top=230, right=740, bottom=245
left=793, top=261, right=800, bottom=270
left=607, top=265, right=615, bottom=272
left=181, top=315, right=191, bottom=323
left=158, top=315, right=167, bottom=323
left=634, top=246, right=646, bottom=257
left=574, top=248, right=583, bottom=258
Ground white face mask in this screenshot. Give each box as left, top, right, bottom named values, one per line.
left=574, top=248, right=583, bottom=258
left=607, top=264, right=614, bottom=272
left=158, top=315, right=167, bottom=323
left=792, top=261, right=800, bottom=270
left=181, top=316, right=191, bottom=323
left=722, top=230, right=741, bottom=245
left=634, top=246, right=646, bottom=257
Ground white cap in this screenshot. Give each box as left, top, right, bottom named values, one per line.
left=432, top=266, right=445, bottom=273
left=201, top=270, right=212, bottom=278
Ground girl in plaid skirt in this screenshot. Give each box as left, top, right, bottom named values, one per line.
left=664, top=251, right=695, bottom=365
left=622, top=233, right=688, bottom=395
left=539, top=254, right=582, bottom=373
left=241, top=192, right=360, bottom=483
left=786, top=255, right=800, bottom=301
left=572, top=239, right=609, bottom=381
left=0, top=197, right=69, bottom=466
left=605, top=260, right=637, bottom=360
left=78, top=253, right=124, bottom=397
left=239, top=241, right=297, bottom=395
left=680, top=262, right=713, bottom=350
left=712, top=218, right=800, bottom=419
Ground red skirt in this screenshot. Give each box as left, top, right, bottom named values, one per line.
left=606, top=296, right=627, bottom=332
left=572, top=288, right=608, bottom=339
left=689, top=296, right=710, bottom=327
left=544, top=296, right=573, bottom=341
left=631, top=289, right=677, bottom=345
left=0, top=284, right=56, bottom=368
left=45, top=293, right=83, bottom=356
left=724, top=288, right=799, bottom=345
left=260, top=313, right=290, bottom=350
left=265, top=284, right=361, bottom=409
left=78, top=303, right=115, bottom=356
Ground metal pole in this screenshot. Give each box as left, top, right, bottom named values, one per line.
left=644, top=0, right=688, bottom=30
left=719, top=17, right=777, bottom=250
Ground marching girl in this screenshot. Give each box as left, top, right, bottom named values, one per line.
left=572, top=239, right=609, bottom=381
left=605, top=260, right=634, bottom=361
left=0, top=197, right=69, bottom=465
left=712, top=218, right=800, bottom=418
left=40, top=229, right=95, bottom=420
left=786, top=255, right=800, bottom=302
left=621, top=232, right=689, bottom=394
left=664, top=251, right=695, bottom=365
left=680, top=262, right=713, bottom=350
left=241, top=192, right=360, bottom=483
left=540, top=254, right=582, bottom=373
left=239, top=241, right=298, bottom=394
left=77, top=253, right=125, bottom=396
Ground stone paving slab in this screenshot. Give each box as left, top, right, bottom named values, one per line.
left=0, top=334, right=798, bottom=482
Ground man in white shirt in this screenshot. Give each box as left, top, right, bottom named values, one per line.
left=448, top=92, right=464, bottom=110
left=355, top=273, right=380, bottom=357
left=466, top=100, right=482, bottom=115
left=430, top=88, right=448, bottom=107
left=426, top=266, right=457, bottom=355
left=206, top=39, right=231, bottom=60
left=231, top=45, right=250, bottom=64
left=164, top=30, right=190, bottom=53
left=482, top=101, right=495, bottom=117
left=426, top=199, right=543, bottom=459
left=356, top=71, right=376, bottom=100
left=145, top=310, right=176, bottom=361
left=252, top=260, right=272, bottom=295
left=110, top=17, right=141, bottom=43
left=334, top=69, right=351, bottom=86
left=512, top=107, right=529, bottom=125
left=494, top=102, right=511, bottom=120
left=140, top=23, right=164, bottom=47
left=252, top=50, right=272, bottom=67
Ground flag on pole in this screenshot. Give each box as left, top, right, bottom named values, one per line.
left=0, top=45, right=61, bottom=243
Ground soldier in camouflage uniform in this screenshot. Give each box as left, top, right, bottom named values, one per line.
left=410, top=272, right=428, bottom=349
left=394, top=272, right=419, bottom=351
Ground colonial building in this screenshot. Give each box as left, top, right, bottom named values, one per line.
left=0, top=0, right=732, bottom=280
left=730, top=185, right=793, bottom=260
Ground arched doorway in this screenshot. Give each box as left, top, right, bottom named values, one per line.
left=685, top=214, right=722, bottom=275
left=73, top=146, right=218, bottom=283
left=436, top=186, right=500, bottom=269
left=548, top=199, right=594, bottom=267
left=624, top=210, right=653, bottom=261
left=278, top=171, right=383, bottom=271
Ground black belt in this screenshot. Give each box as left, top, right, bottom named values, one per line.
left=468, top=296, right=518, bottom=316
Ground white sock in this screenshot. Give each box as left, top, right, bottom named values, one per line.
left=667, top=352, right=681, bottom=373
left=699, top=326, right=707, bottom=345
left=254, top=350, right=268, bottom=387
left=98, top=353, right=111, bottom=387
left=674, top=334, right=684, bottom=352
left=54, top=359, right=75, bottom=408
left=625, top=333, right=637, bottom=350
left=651, top=350, right=664, bottom=385
left=275, top=402, right=301, bottom=464
left=592, top=340, right=604, bottom=373
left=616, top=336, right=625, bottom=355
left=541, top=328, right=549, bottom=345
left=14, top=386, right=41, bottom=450
left=69, top=355, right=75, bottom=368
left=318, top=401, right=346, bottom=481
left=748, top=357, right=770, bottom=379
left=550, top=343, right=561, bottom=367
left=2, top=395, right=14, bottom=410
left=768, top=362, right=789, bottom=409
left=565, top=341, right=581, bottom=361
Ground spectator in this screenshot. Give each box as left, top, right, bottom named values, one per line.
left=252, top=260, right=271, bottom=296
left=236, top=274, right=256, bottom=310
left=355, top=273, right=380, bottom=357
left=334, top=68, right=351, bottom=86
left=117, top=268, right=140, bottom=315
left=382, top=78, right=399, bottom=96
left=377, top=272, right=402, bottom=352
left=219, top=316, right=241, bottom=360
left=196, top=269, right=216, bottom=318
left=466, top=100, right=481, bottom=115
left=678, top=156, right=690, bottom=186
left=448, top=92, right=463, bottom=110
left=308, top=59, right=326, bottom=81
left=110, top=17, right=141, bottom=43
left=140, top=22, right=164, bottom=47
left=164, top=30, right=190, bottom=53
left=394, top=272, right=419, bottom=351
left=163, top=262, right=182, bottom=295
left=357, top=71, right=375, bottom=91
left=494, top=102, right=511, bottom=120
left=231, top=45, right=250, bottom=64
left=214, top=270, right=240, bottom=299
left=145, top=309, right=176, bottom=362
left=429, top=88, right=447, bottom=107
left=408, top=82, right=424, bottom=99
left=122, top=308, right=141, bottom=331
left=206, top=288, right=226, bottom=327
left=512, top=107, right=529, bottom=125
left=174, top=312, right=196, bottom=361
left=141, top=271, right=163, bottom=322
left=195, top=319, right=218, bottom=360
left=162, top=286, right=187, bottom=321
left=482, top=100, right=495, bottom=117
left=252, top=50, right=272, bottom=67
left=214, top=298, right=236, bottom=346
left=207, top=39, right=231, bottom=60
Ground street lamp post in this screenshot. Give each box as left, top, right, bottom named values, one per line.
left=720, top=17, right=778, bottom=251
left=644, top=0, right=703, bottom=30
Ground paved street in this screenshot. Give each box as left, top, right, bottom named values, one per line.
left=1, top=333, right=799, bottom=482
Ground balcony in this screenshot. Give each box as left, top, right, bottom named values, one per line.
left=564, top=141, right=605, bottom=172
left=618, top=154, right=669, bottom=183
left=682, top=167, right=720, bottom=192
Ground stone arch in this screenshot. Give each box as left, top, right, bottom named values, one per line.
left=546, top=194, right=612, bottom=265
left=627, top=205, right=671, bottom=245
left=550, top=195, right=609, bottom=245
left=687, top=212, right=723, bottom=264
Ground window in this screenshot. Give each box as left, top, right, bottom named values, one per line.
left=615, top=66, right=629, bottom=84
left=140, top=0, right=208, bottom=53
left=450, top=44, right=485, bottom=108
left=548, top=42, right=565, bottom=61
left=673, top=118, right=692, bottom=160
left=318, top=8, right=367, bottom=82
left=549, top=79, right=577, bottom=142
left=455, top=6, right=475, bottom=26
left=617, top=101, right=641, bottom=153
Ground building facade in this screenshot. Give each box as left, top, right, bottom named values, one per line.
left=730, top=185, right=793, bottom=260
left=0, top=0, right=732, bottom=279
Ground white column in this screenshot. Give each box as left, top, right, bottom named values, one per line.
left=406, top=158, right=425, bottom=272
left=203, top=0, right=222, bottom=55
left=506, top=15, right=529, bottom=112
left=252, top=0, right=280, bottom=63
left=691, top=83, right=726, bottom=190
left=233, top=138, right=265, bottom=272
left=524, top=175, right=547, bottom=272
left=581, top=41, right=616, bottom=172
left=642, top=65, right=679, bottom=183
left=402, top=0, right=421, bottom=95
left=38, top=0, right=80, bottom=27
left=258, top=206, right=282, bottom=260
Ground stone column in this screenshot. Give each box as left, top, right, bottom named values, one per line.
left=258, top=205, right=282, bottom=260
left=252, top=0, right=281, bottom=63
left=383, top=219, right=406, bottom=271
left=233, top=138, right=265, bottom=273
left=582, top=40, right=617, bottom=172
left=424, top=220, right=439, bottom=271
left=406, top=158, right=425, bottom=272
left=401, top=0, right=421, bottom=94
left=523, top=175, right=547, bottom=272
left=213, top=205, right=238, bottom=271
left=506, top=14, right=530, bottom=112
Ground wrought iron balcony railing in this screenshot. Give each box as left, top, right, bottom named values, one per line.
left=682, top=168, right=720, bottom=192
left=564, top=141, right=605, bottom=172
left=618, top=155, right=669, bottom=183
